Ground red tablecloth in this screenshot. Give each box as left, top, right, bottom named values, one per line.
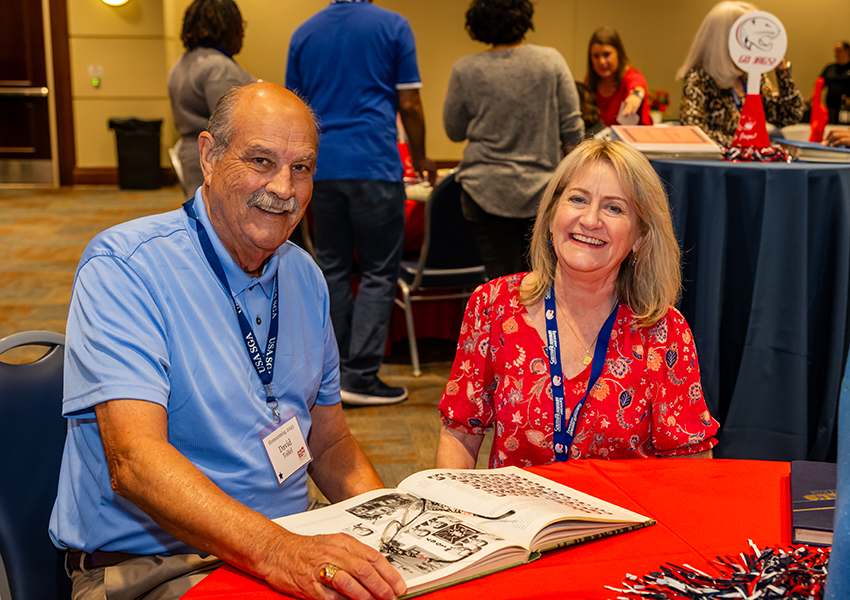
left=181, top=459, right=791, bottom=600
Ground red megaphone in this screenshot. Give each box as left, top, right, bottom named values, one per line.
left=809, top=77, right=828, bottom=142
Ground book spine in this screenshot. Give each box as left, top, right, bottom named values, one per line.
left=537, top=520, right=657, bottom=554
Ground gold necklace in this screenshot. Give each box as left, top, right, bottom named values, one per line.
left=558, top=300, right=618, bottom=366
left=562, top=317, right=599, bottom=366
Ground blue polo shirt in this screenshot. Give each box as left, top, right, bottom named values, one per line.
left=286, top=1, right=422, bottom=182
left=49, top=188, right=340, bottom=555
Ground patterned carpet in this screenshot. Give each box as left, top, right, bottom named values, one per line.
left=0, top=184, right=489, bottom=488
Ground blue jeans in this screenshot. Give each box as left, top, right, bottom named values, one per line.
left=310, top=179, right=406, bottom=390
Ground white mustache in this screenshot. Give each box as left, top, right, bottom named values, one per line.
left=247, top=191, right=299, bottom=214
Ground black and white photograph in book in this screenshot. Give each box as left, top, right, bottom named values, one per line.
left=427, top=471, right=615, bottom=515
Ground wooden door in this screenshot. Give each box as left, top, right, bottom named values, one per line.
left=0, top=0, right=54, bottom=184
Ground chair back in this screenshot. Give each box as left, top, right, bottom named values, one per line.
left=411, top=171, right=485, bottom=290
left=168, top=138, right=190, bottom=198
left=0, top=331, right=70, bottom=600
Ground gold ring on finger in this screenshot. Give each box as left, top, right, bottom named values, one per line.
left=318, top=563, right=341, bottom=587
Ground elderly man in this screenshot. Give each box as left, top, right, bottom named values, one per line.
left=49, top=82, right=405, bottom=600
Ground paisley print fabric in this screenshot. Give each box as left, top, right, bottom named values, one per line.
left=678, top=66, right=804, bottom=146
left=439, top=274, right=720, bottom=468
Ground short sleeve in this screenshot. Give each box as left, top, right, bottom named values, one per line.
left=622, top=68, right=648, bottom=97
left=647, top=308, right=719, bottom=456
left=439, top=285, right=498, bottom=435
left=64, top=255, right=171, bottom=417
left=394, top=18, right=421, bottom=88
left=314, top=273, right=342, bottom=406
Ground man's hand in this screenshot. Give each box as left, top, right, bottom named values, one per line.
left=826, top=128, right=850, bottom=147
left=398, top=88, right=437, bottom=186
left=412, top=156, right=438, bottom=186
left=265, top=532, right=406, bottom=600
left=97, top=399, right=401, bottom=600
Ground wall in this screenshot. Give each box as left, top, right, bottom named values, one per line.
left=71, top=0, right=850, bottom=168
left=67, top=0, right=170, bottom=168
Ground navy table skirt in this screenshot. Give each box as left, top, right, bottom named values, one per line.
left=652, top=159, right=850, bottom=461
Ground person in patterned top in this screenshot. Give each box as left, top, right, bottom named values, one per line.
left=435, top=140, right=719, bottom=469
left=675, top=1, right=804, bottom=146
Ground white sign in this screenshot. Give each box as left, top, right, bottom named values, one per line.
left=728, top=11, right=787, bottom=95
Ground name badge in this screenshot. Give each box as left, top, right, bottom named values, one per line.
left=258, top=411, right=312, bottom=486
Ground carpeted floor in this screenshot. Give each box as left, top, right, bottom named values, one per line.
left=0, top=184, right=490, bottom=490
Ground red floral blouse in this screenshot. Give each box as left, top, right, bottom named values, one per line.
left=439, top=274, right=720, bottom=468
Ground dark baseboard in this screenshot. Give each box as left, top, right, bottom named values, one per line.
left=70, top=163, right=459, bottom=187
left=72, top=167, right=177, bottom=188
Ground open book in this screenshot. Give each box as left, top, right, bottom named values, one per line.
left=273, top=466, right=654, bottom=598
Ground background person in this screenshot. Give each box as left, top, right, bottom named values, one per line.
left=586, top=26, right=652, bottom=127
left=443, top=0, right=584, bottom=281
left=676, top=1, right=804, bottom=146
left=435, top=140, right=719, bottom=469
left=286, top=0, right=437, bottom=407
left=49, top=83, right=405, bottom=600
left=818, top=41, right=850, bottom=124
left=167, top=0, right=255, bottom=198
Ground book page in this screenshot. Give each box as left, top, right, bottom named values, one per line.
left=273, top=488, right=527, bottom=593
left=398, top=467, right=650, bottom=549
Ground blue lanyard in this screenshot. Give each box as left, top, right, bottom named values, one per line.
left=731, top=79, right=744, bottom=111
left=182, top=199, right=282, bottom=423
left=545, top=283, right=618, bottom=461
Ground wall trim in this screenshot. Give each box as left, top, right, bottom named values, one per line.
left=72, top=165, right=459, bottom=186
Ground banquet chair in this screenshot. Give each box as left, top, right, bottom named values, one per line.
left=394, top=171, right=486, bottom=376
left=0, top=331, right=71, bottom=600
left=168, top=138, right=190, bottom=198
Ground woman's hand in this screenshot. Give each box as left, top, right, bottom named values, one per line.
left=826, top=129, right=850, bottom=147
left=620, top=86, right=645, bottom=117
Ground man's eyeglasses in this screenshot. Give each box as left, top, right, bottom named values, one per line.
left=378, top=498, right=514, bottom=564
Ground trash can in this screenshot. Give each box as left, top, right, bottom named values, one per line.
left=108, top=118, right=163, bottom=190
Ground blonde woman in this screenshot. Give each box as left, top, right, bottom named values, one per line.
left=436, top=140, right=719, bottom=469
left=676, top=1, right=803, bottom=146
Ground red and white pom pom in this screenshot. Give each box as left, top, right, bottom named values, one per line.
left=607, top=541, right=830, bottom=599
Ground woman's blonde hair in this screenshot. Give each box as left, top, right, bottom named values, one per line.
left=522, top=140, right=681, bottom=327
left=676, top=1, right=756, bottom=88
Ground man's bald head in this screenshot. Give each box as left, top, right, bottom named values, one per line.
left=207, top=82, right=319, bottom=160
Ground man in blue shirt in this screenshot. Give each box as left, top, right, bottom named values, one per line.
left=287, top=0, right=436, bottom=405
left=49, top=82, right=406, bottom=600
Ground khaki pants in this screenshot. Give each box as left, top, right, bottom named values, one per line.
left=69, top=553, right=223, bottom=600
